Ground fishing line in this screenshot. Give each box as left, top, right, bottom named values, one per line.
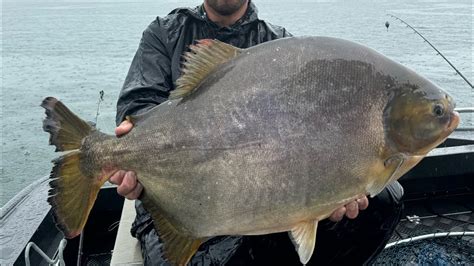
left=387, top=14, right=473, bottom=89
left=94, top=90, right=105, bottom=127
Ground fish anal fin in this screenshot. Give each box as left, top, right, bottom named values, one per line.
left=141, top=194, right=205, bottom=266
left=289, top=220, right=319, bottom=265
left=367, top=153, right=405, bottom=197
left=170, top=39, right=242, bottom=99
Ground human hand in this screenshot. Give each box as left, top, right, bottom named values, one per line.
left=114, top=119, right=134, bottom=137
left=329, top=196, right=369, bottom=222
left=109, top=120, right=143, bottom=199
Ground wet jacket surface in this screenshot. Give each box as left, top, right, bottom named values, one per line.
left=116, top=2, right=403, bottom=265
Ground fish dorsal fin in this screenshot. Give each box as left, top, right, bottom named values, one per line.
left=367, top=153, right=405, bottom=197
left=289, top=220, right=319, bottom=265
left=141, top=193, right=206, bottom=266
left=170, top=39, right=242, bottom=99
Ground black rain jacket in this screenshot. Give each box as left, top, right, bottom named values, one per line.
left=116, top=2, right=291, bottom=124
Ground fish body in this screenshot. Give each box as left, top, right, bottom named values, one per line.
left=42, top=37, right=459, bottom=265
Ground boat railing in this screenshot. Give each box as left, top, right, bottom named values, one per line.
left=454, top=107, right=474, bottom=131
left=25, top=239, right=67, bottom=266
left=385, top=231, right=474, bottom=249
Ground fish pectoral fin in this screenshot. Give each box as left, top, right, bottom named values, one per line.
left=170, top=39, right=242, bottom=100
left=141, top=194, right=205, bottom=266
left=367, top=153, right=405, bottom=197
left=288, top=220, right=319, bottom=265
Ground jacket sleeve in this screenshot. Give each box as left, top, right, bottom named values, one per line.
left=264, top=22, right=293, bottom=39
left=116, top=20, right=173, bottom=125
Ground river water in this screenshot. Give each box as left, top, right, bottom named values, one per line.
left=1, top=0, right=472, bottom=206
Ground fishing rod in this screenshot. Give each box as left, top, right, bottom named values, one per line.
left=387, top=14, right=473, bottom=89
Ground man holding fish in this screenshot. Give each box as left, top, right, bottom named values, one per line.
left=42, top=0, right=459, bottom=263
left=110, top=0, right=404, bottom=264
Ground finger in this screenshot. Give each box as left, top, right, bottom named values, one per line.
left=357, top=196, right=369, bottom=210
left=109, top=170, right=126, bottom=185
left=125, top=183, right=144, bottom=200
left=329, top=206, right=346, bottom=222
left=115, top=120, right=134, bottom=137
left=116, top=171, right=137, bottom=196
left=345, top=201, right=359, bottom=219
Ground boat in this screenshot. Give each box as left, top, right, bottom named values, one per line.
left=1, top=109, right=473, bottom=265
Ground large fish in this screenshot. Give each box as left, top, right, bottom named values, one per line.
left=42, top=37, right=459, bottom=265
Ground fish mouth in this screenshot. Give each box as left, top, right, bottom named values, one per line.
left=447, top=111, right=460, bottom=132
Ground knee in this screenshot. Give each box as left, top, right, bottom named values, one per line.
left=366, top=181, right=404, bottom=229
left=377, top=181, right=404, bottom=207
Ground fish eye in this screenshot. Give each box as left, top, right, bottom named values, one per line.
left=432, top=104, right=444, bottom=117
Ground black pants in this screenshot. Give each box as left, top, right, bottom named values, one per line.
left=131, top=182, right=404, bottom=266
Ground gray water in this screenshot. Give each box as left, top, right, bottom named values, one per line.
left=1, top=0, right=472, bottom=206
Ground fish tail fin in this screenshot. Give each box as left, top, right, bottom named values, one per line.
left=42, top=96, right=93, bottom=151
left=48, top=151, right=106, bottom=238
left=41, top=97, right=107, bottom=238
